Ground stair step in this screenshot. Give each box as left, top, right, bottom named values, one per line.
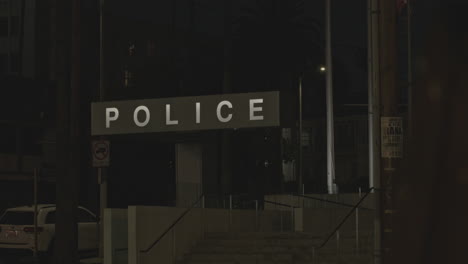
left=199, top=238, right=372, bottom=248
left=205, top=232, right=322, bottom=239
left=176, top=232, right=374, bottom=264
left=186, top=253, right=294, bottom=262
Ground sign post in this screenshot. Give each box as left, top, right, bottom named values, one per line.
left=92, top=140, right=110, bottom=169
left=92, top=139, right=109, bottom=261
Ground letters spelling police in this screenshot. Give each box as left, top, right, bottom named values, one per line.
left=91, top=92, right=280, bottom=135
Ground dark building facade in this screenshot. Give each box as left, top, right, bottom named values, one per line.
left=1, top=0, right=378, bottom=214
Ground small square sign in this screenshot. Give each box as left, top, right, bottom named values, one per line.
left=92, top=140, right=110, bottom=167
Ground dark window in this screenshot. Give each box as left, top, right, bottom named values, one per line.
left=0, top=16, right=18, bottom=37
left=10, top=52, right=20, bottom=73
left=78, top=209, right=95, bottom=223
left=45, top=211, right=56, bottom=224
left=9, top=16, right=19, bottom=36
left=0, top=18, right=7, bottom=37
left=22, top=128, right=43, bottom=155
left=0, top=54, right=7, bottom=73
left=0, top=211, right=34, bottom=225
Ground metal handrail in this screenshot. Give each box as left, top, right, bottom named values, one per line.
left=292, top=193, right=374, bottom=211
left=317, top=187, right=376, bottom=249
left=263, top=200, right=299, bottom=208
left=139, top=194, right=204, bottom=254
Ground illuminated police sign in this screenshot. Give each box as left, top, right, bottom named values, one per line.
left=91, top=91, right=280, bottom=135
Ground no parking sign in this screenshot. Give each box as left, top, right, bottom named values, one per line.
left=92, top=140, right=110, bottom=167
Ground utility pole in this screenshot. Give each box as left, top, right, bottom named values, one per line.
left=69, top=0, right=81, bottom=260
left=98, top=0, right=108, bottom=260
left=325, top=0, right=336, bottom=194
left=378, top=0, right=400, bottom=263
left=54, top=0, right=79, bottom=263
left=368, top=0, right=381, bottom=263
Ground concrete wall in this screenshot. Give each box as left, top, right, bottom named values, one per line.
left=104, top=209, right=128, bottom=264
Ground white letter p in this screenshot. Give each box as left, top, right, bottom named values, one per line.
left=106, top=107, right=119, bottom=128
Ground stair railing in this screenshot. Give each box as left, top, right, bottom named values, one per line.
left=263, top=200, right=299, bottom=232
left=310, top=187, right=377, bottom=261
left=138, top=194, right=204, bottom=264
left=292, top=193, right=374, bottom=210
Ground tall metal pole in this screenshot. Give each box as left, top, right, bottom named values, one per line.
left=298, top=76, right=303, bottom=195
left=368, top=0, right=381, bottom=262
left=325, top=0, right=336, bottom=194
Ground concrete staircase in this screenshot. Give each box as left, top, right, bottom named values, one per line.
left=177, top=232, right=374, bottom=264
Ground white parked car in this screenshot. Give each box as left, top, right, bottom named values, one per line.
left=0, top=204, right=98, bottom=256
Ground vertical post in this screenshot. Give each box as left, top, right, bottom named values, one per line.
left=54, top=0, right=71, bottom=261
left=18, top=0, right=25, bottom=75
left=99, top=0, right=107, bottom=260
left=172, top=228, right=176, bottom=264
left=229, top=194, right=232, bottom=231
left=99, top=167, right=107, bottom=258
left=255, top=200, right=258, bottom=232
left=325, top=0, right=336, bottom=194
left=302, top=184, right=305, bottom=208
left=336, top=230, right=340, bottom=254
left=7, top=0, right=11, bottom=73
left=33, top=168, right=38, bottom=259
left=290, top=205, right=294, bottom=232
left=99, top=0, right=104, bottom=101
left=379, top=0, right=399, bottom=262
left=407, top=0, right=413, bottom=136
left=298, top=76, right=303, bottom=194
left=312, top=247, right=316, bottom=263
left=356, top=187, right=362, bottom=255
left=280, top=210, right=283, bottom=232
left=368, top=0, right=381, bottom=262
left=201, top=196, right=205, bottom=239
